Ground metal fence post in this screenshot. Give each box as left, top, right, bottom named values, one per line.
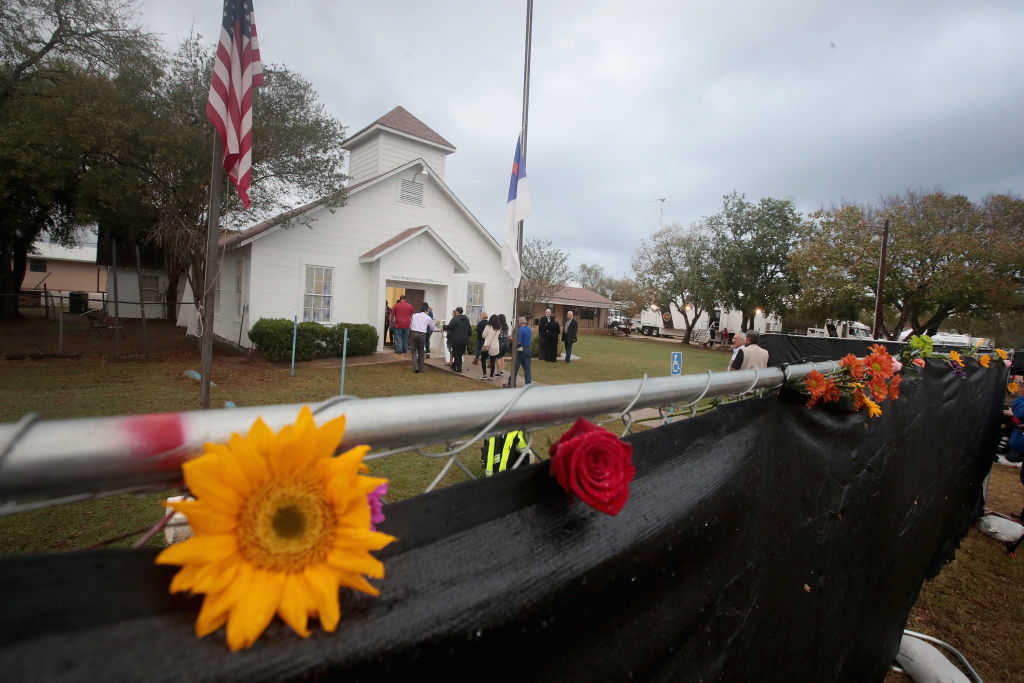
left=290, top=315, right=298, bottom=377
left=340, top=327, right=349, bottom=395
left=57, top=294, right=63, bottom=354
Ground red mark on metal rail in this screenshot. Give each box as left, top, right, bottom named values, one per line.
left=123, top=413, right=188, bottom=470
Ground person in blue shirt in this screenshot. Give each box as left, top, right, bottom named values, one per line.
left=515, top=316, right=532, bottom=385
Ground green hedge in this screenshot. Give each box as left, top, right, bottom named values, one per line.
left=326, top=323, right=378, bottom=357
left=249, top=318, right=379, bottom=362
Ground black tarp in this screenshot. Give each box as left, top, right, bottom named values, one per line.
left=760, top=333, right=969, bottom=367
left=0, top=361, right=1004, bottom=682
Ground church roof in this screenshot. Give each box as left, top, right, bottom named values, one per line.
left=358, top=225, right=469, bottom=273
left=547, top=286, right=616, bottom=309
left=342, top=106, right=455, bottom=152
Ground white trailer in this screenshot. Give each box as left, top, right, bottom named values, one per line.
left=639, top=308, right=664, bottom=336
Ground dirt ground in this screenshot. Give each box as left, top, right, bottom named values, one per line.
left=886, top=463, right=1024, bottom=683
left=0, top=308, right=224, bottom=360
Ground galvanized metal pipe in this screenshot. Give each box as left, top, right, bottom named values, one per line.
left=0, top=361, right=837, bottom=507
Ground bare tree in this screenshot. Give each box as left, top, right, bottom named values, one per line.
left=518, top=237, right=571, bottom=312
left=576, top=263, right=605, bottom=291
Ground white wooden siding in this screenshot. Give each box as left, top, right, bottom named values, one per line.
left=377, top=134, right=446, bottom=179
left=347, top=134, right=380, bottom=183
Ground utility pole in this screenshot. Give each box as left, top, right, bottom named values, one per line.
left=871, top=219, right=890, bottom=340
left=656, top=197, right=668, bottom=230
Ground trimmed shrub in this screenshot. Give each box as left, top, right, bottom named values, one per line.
left=326, top=323, right=378, bottom=357
left=249, top=318, right=317, bottom=362
left=250, top=319, right=380, bottom=362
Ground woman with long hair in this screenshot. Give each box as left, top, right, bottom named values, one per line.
left=481, top=314, right=502, bottom=379
left=496, top=314, right=510, bottom=377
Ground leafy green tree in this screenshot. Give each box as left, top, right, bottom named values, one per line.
left=706, top=192, right=802, bottom=331
left=633, top=225, right=718, bottom=342
left=794, top=191, right=1023, bottom=338
left=0, top=0, right=150, bottom=318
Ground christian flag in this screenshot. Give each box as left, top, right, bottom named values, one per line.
left=502, top=135, right=531, bottom=288
left=207, top=0, right=264, bottom=209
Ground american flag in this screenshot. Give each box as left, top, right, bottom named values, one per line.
left=207, top=0, right=264, bottom=209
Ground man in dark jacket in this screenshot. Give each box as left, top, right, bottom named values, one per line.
left=446, top=307, right=472, bottom=372
left=538, top=308, right=559, bottom=362
left=563, top=310, right=578, bottom=363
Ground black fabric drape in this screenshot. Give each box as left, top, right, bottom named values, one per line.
left=760, top=333, right=970, bottom=366
left=0, top=361, right=1003, bottom=682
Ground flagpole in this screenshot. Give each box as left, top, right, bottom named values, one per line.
left=510, top=0, right=533, bottom=389
left=199, top=134, right=224, bottom=409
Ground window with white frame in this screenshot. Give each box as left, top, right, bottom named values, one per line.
left=303, top=265, right=333, bottom=322
left=466, top=282, right=484, bottom=321
left=234, top=259, right=243, bottom=317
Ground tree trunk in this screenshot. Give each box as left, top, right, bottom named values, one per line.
left=0, top=238, right=29, bottom=319
left=165, top=269, right=180, bottom=321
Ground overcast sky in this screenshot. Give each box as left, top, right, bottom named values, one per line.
left=137, top=0, right=1024, bottom=277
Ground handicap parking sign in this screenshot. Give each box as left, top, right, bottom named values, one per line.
left=670, top=351, right=682, bottom=376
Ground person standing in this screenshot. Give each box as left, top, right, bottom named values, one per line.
left=728, top=332, right=746, bottom=371
left=740, top=331, right=769, bottom=369
left=515, top=316, right=533, bottom=384
left=409, top=302, right=435, bottom=373
left=473, top=311, right=488, bottom=365
left=482, top=314, right=502, bottom=379
left=539, top=308, right=559, bottom=362
left=496, top=313, right=510, bottom=377
left=384, top=302, right=392, bottom=346
left=447, top=307, right=471, bottom=373
left=392, top=295, right=413, bottom=354
left=425, top=307, right=435, bottom=358
left=563, top=310, right=578, bottom=363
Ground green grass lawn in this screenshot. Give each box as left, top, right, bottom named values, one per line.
left=528, top=334, right=731, bottom=384
left=0, top=336, right=691, bottom=554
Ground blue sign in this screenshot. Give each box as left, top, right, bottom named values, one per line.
left=670, top=351, right=683, bottom=376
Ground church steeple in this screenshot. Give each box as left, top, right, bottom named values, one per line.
left=342, top=106, right=455, bottom=183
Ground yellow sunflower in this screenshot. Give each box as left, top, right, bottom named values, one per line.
left=996, top=348, right=1008, bottom=360
left=156, top=406, right=396, bottom=651
left=979, top=354, right=991, bottom=368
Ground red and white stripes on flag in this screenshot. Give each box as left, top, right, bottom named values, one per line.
left=207, top=0, right=264, bottom=208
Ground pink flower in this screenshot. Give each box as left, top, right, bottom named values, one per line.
left=1007, top=359, right=1013, bottom=368
left=912, top=358, right=926, bottom=368
left=891, top=357, right=902, bottom=373
left=368, top=483, right=388, bottom=531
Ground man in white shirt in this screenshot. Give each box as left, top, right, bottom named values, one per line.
left=409, top=303, right=435, bottom=373
left=728, top=332, right=746, bottom=371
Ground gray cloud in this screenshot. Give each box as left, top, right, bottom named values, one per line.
left=138, top=0, right=1024, bottom=276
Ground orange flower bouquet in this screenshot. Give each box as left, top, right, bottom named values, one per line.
left=790, top=345, right=902, bottom=419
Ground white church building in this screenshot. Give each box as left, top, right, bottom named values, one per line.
left=179, top=106, right=515, bottom=354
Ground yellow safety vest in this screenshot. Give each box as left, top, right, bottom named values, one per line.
left=484, top=431, right=528, bottom=476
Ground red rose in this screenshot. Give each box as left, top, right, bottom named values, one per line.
left=549, top=418, right=636, bottom=516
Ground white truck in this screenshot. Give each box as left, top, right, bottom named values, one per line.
left=639, top=307, right=664, bottom=336
left=807, top=319, right=874, bottom=340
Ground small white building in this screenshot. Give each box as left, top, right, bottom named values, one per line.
left=179, top=106, right=515, bottom=354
